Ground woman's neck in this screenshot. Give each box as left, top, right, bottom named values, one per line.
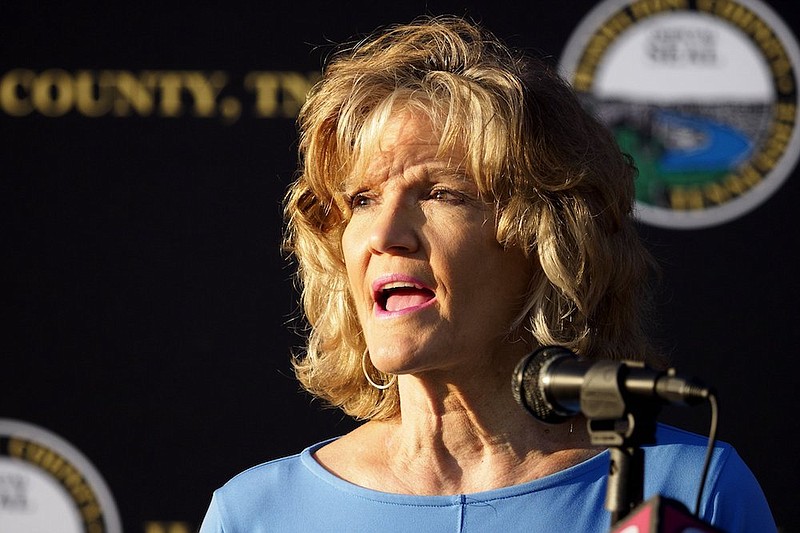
left=384, top=373, right=596, bottom=493
left=314, top=365, right=600, bottom=495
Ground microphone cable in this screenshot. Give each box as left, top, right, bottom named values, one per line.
left=695, top=390, right=718, bottom=517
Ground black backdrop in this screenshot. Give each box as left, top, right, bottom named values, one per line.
left=3, top=1, right=799, bottom=531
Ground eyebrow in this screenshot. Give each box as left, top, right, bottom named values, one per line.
left=347, top=163, right=471, bottom=190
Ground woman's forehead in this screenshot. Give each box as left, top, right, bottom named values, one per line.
left=347, top=109, right=467, bottom=183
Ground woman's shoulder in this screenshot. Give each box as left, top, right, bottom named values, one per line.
left=200, top=438, right=347, bottom=532
left=646, top=424, right=775, bottom=530
left=215, top=438, right=336, bottom=500
left=646, top=424, right=738, bottom=480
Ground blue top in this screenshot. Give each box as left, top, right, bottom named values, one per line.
left=199, top=425, right=775, bottom=532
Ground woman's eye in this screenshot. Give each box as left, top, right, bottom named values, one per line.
left=429, top=188, right=463, bottom=203
left=346, top=192, right=373, bottom=209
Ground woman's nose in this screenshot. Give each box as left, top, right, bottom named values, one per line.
left=368, top=199, right=420, bottom=255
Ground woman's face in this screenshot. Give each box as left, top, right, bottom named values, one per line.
left=341, top=111, right=532, bottom=378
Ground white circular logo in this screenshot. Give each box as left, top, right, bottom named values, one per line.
left=0, top=419, right=122, bottom=533
left=560, top=0, right=800, bottom=229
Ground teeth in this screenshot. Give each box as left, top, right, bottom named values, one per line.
left=382, top=281, right=422, bottom=291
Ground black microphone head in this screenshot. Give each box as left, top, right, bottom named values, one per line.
left=512, top=346, right=577, bottom=424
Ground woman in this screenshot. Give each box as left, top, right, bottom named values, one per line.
left=200, top=17, right=775, bottom=532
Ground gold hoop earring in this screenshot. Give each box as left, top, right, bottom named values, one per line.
left=362, top=349, right=396, bottom=390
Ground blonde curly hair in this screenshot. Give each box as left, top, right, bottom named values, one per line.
left=283, top=16, right=659, bottom=421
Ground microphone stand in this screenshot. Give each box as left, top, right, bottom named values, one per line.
left=578, top=360, right=661, bottom=525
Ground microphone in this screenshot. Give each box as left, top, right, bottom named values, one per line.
left=512, top=346, right=713, bottom=423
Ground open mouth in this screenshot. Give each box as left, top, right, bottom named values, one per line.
left=376, top=281, right=436, bottom=313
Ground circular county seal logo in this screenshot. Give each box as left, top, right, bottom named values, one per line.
left=0, top=419, right=122, bottom=533
left=560, top=0, right=800, bottom=229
